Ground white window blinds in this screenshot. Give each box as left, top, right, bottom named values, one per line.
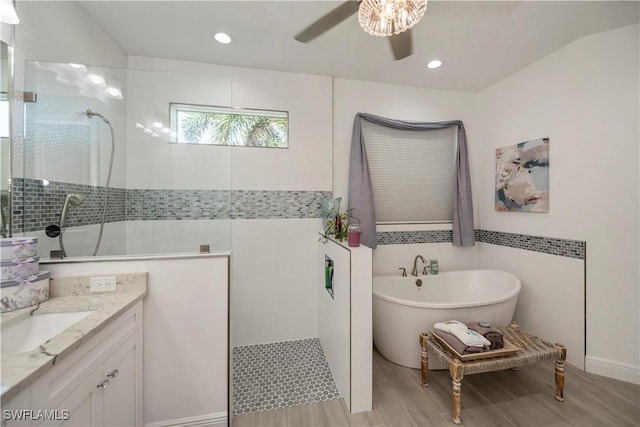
left=360, top=121, right=457, bottom=223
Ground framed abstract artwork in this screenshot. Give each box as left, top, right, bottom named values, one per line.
left=495, top=137, right=549, bottom=212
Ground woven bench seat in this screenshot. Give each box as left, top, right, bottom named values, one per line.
left=419, top=322, right=566, bottom=425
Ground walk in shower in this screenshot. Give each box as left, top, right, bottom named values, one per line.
left=12, top=60, right=233, bottom=258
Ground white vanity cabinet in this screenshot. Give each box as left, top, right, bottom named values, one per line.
left=2, top=301, right=143, bottom=427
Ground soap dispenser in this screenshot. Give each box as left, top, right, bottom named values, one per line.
left=429, top=259, right=439, bottom=275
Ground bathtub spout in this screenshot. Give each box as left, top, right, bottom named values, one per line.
left=412, top=255, right=428, bottom=276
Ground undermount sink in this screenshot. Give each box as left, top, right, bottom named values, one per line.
left=1, top=311, right=94, bottom=355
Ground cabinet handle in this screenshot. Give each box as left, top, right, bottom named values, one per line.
left=107, top=369, right=119, bottom=378
left=97, top=379, right=110, bottom=389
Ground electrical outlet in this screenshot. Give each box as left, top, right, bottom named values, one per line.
left=90, top=276, right=117, bottom=293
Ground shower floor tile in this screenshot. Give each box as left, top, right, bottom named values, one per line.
left=232, top=338, right=340, bottom=415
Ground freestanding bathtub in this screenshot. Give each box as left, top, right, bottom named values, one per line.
left=373, top=269, right=521, bottom=369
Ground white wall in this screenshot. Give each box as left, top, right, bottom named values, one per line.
left=44, top=254, right=230, bottom=426
left=475, top=24, right=639, bottom=380
left=127, top=56, right=333, bottom=347
left=125, top=65, right=232, bottom=190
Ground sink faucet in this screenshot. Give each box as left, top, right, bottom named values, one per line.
left=412, top=255, right=428, bottom=276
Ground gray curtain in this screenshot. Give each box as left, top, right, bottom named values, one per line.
left=347, top=112, right=475, bottom=249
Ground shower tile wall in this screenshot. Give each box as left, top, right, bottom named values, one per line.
left=12, top=177, right=125, bottom=234
left=22, top=60, right=127, bottom=189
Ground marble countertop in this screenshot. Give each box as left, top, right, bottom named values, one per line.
left=0, top=272, right=148, bottom=401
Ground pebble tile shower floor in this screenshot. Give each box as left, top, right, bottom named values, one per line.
left=232, top=338, right=340, bottom=415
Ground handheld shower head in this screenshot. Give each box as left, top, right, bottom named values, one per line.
left=65, top=193, right=86, bottom=207
left=86, top=109, right=110, bottom=125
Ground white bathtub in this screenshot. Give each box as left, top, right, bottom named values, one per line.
left=373, top=269, right=521, bottom=369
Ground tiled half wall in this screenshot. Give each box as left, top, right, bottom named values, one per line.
left=12, top=178, right=331, bottom=234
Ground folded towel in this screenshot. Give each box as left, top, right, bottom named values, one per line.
left=432, top=330, right=489, bottom=355
left=434, top=320, right=491, bottom=347
left=467, top=321, right=504, bottom=350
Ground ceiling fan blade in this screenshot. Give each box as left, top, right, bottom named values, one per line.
left=389, top=29, right=413, bottom=60
left=294, top=1, right=360, bottom=43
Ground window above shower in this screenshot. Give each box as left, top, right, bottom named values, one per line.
left=169, top=103, right=288, bottom=148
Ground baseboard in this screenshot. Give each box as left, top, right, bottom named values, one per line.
left=585, top=356, right=640, bottom=385
left=145, top=412, right=227, bottom=427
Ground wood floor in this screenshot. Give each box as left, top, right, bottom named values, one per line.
left=232, top=349, right=640, bottom=427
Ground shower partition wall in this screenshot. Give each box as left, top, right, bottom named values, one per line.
left=15, top=61, right=233, bottom=258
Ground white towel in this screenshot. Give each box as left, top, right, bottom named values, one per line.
left=434, top=320, right=491, bottom=347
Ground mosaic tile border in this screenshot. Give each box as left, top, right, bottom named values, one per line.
left=476, top=229, right=586, bottom=260
left=11, top=180, right=586, bottom=260
left=232, top=338, right=340, bottom=415
left=12, top=178, right=126, bottom=234
left=125, top=189, right=232, bottom=221
left=13, top=179, right=331, bottom=233
left=376, top=228, right=585, bottom=260
left=377, top=230, right=453, bottom=245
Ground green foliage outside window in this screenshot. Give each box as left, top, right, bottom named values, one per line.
left=171, top=104, right=288, bottom=148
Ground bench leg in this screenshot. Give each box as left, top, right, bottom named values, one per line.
left=554, top=343, right=567, bottom=402
left=450, top=359, right=464, bottom=425
left=420, top=333, right=429, bottom=387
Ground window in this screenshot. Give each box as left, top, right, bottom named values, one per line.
left=169, top=103, right=288, bottom=148
left=360, top=121, right=457, bottom=223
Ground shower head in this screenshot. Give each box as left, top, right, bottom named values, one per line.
left=86, top=109, right=111, bottom=125
left=65, top=193, right=85, bottom=207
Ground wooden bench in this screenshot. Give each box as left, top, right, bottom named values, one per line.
left=419, top=322, right=566, bottom=425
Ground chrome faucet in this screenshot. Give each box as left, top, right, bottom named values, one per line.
left=412, top=255, right=428, bottom=276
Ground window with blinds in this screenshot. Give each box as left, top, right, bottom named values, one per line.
left=361, top=121, right=457, bottom=223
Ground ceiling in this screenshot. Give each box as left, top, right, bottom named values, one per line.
left=79, top=1, right=639, bottom=93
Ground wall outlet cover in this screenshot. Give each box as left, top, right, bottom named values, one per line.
left=90, top=276, right=117, bottom=293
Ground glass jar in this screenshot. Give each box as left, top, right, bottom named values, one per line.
left=347, top=224, right=361, bottom=247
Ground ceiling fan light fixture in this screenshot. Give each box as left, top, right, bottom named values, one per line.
left=358, top=0, right=427, bottom=37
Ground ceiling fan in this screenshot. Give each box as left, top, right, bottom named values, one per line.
left=294, top=0, right=428, bottom=61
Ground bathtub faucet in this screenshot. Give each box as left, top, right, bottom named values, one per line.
left=411, top=255, right=428, bottom=276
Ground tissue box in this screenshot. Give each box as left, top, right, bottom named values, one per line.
left=0, top=256, right=40, bottom=281
left=1, top=238, right=39, bottom=260
left=0, top=271, right=50, bottom=313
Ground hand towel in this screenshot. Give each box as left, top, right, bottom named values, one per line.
left=432, top=330, right=488, bottom=355
left=466, top=321, right=504, bottom=350
left=434, top=320, right=491, bottom=347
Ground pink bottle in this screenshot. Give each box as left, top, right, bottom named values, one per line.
left=347, top=224, right=361, bottom=247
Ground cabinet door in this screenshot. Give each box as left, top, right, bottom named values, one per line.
left=101, top=329, right=143, bottom=427
left=40, top=370, right=104, bottom=427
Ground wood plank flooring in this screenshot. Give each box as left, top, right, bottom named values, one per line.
left=232, top=349, right=640, bottom=426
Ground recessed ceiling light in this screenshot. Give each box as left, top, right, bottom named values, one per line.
left=214, top=32, right=233, bottom=44
left=427, top=59, right=443, bottom=69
